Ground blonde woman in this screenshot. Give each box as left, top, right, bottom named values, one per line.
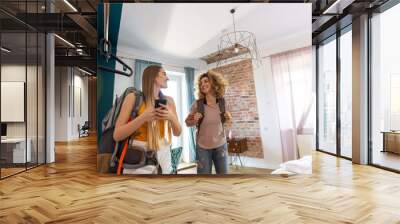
left=113, top=65, right=181, bottom=174
left=185, top=71, right=232, bottom=174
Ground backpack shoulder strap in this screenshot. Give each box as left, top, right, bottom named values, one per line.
left=196, top=99, right=205, bottom=130
left=197, top=98, right=205, bottom=114
left=131, top=90, right=143, bottom=118
left=115, top=87, right=139, bottom=120
left=111, top=90, right=142, bottom=167
left=218, top=97, right=226, bottom=124
left=109, top=95, right=120, bottom=126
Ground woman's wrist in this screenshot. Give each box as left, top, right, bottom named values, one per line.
left=169, top=114, right=178, bottom=124
left=136, top=113, right=148, bottom=124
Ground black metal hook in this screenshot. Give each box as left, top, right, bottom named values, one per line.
left=98, top=38, right=133, bottom=77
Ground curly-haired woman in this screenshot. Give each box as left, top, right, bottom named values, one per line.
left=185, top=71, right=232, bottom=174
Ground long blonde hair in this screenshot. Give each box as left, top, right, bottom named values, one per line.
left=141, top=65, right=172, bottom=150
left=195, top=70, right=228, bottom=99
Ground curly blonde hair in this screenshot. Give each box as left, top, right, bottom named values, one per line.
left=195, top=70, right=228, bottom=99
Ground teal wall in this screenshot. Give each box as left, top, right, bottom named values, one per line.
left=97, top=3, right=123, bottom=142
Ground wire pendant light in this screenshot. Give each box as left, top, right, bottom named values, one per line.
left=217, top=8, right=261, bottom=67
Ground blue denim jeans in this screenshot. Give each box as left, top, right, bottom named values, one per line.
left=196, top=143, right=229, bottom=174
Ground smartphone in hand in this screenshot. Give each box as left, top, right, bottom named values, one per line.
left=155, top=99, right=167, bottom=109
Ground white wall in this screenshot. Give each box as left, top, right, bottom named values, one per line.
left=55, top=67, right=68, bottom=141
left=1, top=65, right=39, bottom=136
left=259, top=30, right=310, bottom=58
left=252, top=57, right=284, bottom=169
left=1, top=65, right=26, bottom=137
left=71, top=74, right=89, bottom=138
left=54, top=67, right=89, bottom=141
left=1, top=63, right=46, bottom=164
left=117, top=45, right=207, bottom=70
left=113, top=55, right=135, bottom=100
left=114, top=44, right=205, bottom=102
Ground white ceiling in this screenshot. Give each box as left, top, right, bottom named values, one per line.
left=118, top=3, right=311, bottom=61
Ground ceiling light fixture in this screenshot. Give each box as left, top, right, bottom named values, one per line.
left=54, top=34, right=75, bottom=48
left=63, top=0, right=78, bottom=12
left=217, top=8, right=261, bottom=67
left=1, top=47, right=11, bottom=53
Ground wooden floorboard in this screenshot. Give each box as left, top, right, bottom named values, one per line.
left=1, top=135, right=400, bottom=223
left=372, top=151, right=400, bottom=171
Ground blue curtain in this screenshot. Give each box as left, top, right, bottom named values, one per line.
left=134, top=59, right=161, bottom=90
left=185, top=67, right=196, bottom=162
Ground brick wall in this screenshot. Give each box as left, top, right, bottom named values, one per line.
left=212, top=59, right=264, bottom=158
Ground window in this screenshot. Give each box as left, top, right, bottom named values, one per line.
left=163, top=70, right=190, bottom=162
left=340, top=28, right=352, bottom=158
left=370, top=2, right=400, bottom=171
left=0, top=1, right=47, bottom=179
left=318, top=37, right=337, bottom=154
left=390, top=74, right=400, bottom=130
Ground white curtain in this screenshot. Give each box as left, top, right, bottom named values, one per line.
left=271, top=47, right=314, bottom=162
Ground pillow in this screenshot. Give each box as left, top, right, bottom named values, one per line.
left=271, top=168, right=296, bottom=175
left=280, top=155, right=312, bottom=174
left=170, top=147, right=182, bottom=174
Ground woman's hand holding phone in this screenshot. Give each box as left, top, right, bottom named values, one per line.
left=141, top=106, right=157, bottom=122
left=155, top=102, right=174, bottom=121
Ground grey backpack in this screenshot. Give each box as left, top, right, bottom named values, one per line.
left=97, top=87, right=143, bottom=173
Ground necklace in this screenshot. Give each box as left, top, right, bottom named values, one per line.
left=207, top=102, right=218, bottom=109
left=204, top=97, right=217, bottom=108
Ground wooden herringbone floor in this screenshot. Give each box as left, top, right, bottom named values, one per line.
left=1, top=135, right=400, bottom=223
